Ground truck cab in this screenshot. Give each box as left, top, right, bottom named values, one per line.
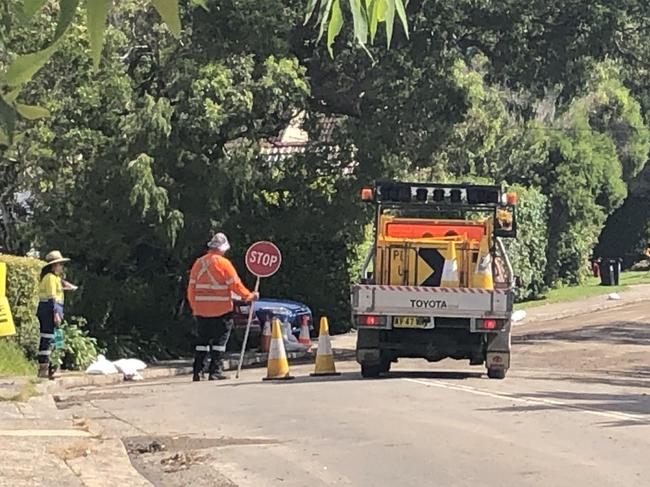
left=352, top=181, right=518, bottom=379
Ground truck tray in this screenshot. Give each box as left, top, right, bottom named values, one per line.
left=351, top=284, right=512, bottom=319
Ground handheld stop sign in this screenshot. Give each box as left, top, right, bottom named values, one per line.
left=236, top=241, right=282, bottom=378
left=245, top=241, right=282, bottom=278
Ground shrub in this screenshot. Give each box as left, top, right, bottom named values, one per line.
left=503, top=185, right=549, bottom=301
left=0, top=338, right=36, bottom=377
left=51, top=317, right=101, bottom=371
left=0, top=254, right=43, bottom=358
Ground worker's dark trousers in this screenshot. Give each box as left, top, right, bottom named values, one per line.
left=36, top=303, right=56, bottom=373
left=193, top=314, right=233, bottom=376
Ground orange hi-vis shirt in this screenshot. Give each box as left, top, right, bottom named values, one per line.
left=187, top=251, right=254, bottom=317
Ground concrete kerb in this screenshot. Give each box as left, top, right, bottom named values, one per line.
left=518, top=292, right=650, bottom=326
left=45, top=350, right=315, bottom=391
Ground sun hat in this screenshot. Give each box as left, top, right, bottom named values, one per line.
left=43, top=250, right=71, bottom=266
left=207, top=233, right=231, bottom=253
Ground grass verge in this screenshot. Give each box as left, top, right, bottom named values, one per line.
left=515, top=271, right=650, bottom=310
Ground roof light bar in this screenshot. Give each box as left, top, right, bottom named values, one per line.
left=376, top=182, right=503, bottom=205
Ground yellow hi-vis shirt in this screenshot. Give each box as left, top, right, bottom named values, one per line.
left=39, top=273, right=64, bottom=305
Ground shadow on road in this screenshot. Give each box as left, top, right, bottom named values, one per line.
left=524, top=371, right=650, bottom=391
left=481, top=388, right=650, bottom=428
left=513, top=321, right=650, bottom=346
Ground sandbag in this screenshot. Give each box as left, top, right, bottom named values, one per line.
left=85, top=354, right=119, bottom=375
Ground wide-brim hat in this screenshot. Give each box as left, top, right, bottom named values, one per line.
left=207, top=233, right=230, bottom=252
left=44, top=250, right=71, bottom=266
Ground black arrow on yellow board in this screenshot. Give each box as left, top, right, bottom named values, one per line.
left=417, top=248, right=444, bottom=286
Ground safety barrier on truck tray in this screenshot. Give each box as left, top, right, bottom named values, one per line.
left=354, top=285, right=508, bottom=295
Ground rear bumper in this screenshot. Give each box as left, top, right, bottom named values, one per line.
left=355, top=327, right=510, bottom=365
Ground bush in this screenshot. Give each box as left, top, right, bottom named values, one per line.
left=504, top=185, right=549, bottom=301
left=0, top=338, right=35, bottom=377
left=51, top=317, right=101, bottom=371
left=0, top=254, right=43, bottom=358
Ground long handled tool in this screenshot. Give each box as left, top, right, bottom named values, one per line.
left=235, top=277, right=260, bottom=379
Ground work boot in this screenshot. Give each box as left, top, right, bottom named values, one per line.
left=208, top=371, right=229, bottom=381
left=48, top=364, right=59, bottom=380
left=192, top=351, right=207, bottom=382
left=37, top=363, right=49, bottom=379
left=208, top=349, right=228, bottom=380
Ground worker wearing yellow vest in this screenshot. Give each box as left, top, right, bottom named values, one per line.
left=37, top=251, right=75, bottom=379
left=187, top=233, right=259, bottom=381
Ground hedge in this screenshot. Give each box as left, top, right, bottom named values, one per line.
left=503, top=185, right=549, bottom=301
left=0, top=254, right=44, bottom=358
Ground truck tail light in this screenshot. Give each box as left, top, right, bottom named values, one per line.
left=356, top=315, right=387, bottom=327
left=360, top=315, right=379, bottom=326
left=478, top=319, right=500, bottom=330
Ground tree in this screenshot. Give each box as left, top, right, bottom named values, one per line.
left=1, top=0, right=182, bottom=145
left=4, top=0, right=650, bottom=359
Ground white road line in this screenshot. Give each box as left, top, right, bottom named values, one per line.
left=403, top=378, right=648, bottom=423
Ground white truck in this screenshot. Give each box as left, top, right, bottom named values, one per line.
left=352, top=181, right=518, bottom=379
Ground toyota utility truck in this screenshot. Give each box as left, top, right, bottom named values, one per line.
left=352, top=181, right=518, bottom=379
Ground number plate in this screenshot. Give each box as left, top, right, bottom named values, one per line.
left=393, top=316, right=431, bottom=329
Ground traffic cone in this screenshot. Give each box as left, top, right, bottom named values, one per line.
left=440, top=241, right=460, bottom=288
left=260, top=317, right=272, bottom=353
left=0, top=263, right=16, bottom=337
left=263, top=318, right=293, bottom=381
left=311, top=317, right=340, bottom=376
left=471, top=236, right=494, bottom=289
left=298, top=316, right=312, bottom=351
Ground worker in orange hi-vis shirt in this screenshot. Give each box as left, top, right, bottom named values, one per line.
left=187, top=233, right=259, bottom=381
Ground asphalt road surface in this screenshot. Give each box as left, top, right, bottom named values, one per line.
left=58, top=302, right=650, bottom=487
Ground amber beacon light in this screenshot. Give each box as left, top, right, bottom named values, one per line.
left=361, top=188, right=374, bottom=201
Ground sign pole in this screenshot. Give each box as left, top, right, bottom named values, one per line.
left=235, top=240, right=282, bottom=380
left=235, top=276, right=260, bottom=379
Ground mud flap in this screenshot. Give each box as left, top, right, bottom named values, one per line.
left=486, top=352, right=510, bottom=370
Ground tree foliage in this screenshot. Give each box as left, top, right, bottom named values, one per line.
left=2, top=0, right=650, bottom=357
left=0, top=0, right=181, bottom=145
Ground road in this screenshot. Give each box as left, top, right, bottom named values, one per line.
left=56, top=301, right=650, bottom=487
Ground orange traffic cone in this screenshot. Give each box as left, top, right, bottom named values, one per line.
left=440, top=240, right=460, bottom=288
left=298, top=316, right=312, bottom=351
left=311, top=317, right=340, bottom=376
left=263, top=318, right=293, bottom=381
left=260, top=316, right=272, bottom=353
left=471, top=236, right=494, bottom=290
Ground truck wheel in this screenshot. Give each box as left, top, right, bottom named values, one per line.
left=487, top=367, right=506, bottom=379
left=380, top=359, right=391, bottom=374
left=361, top=364, right=382, bottom=378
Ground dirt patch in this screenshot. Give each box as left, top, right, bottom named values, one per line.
left=123, top=435, right=277, bottom=487
left=49, top=440, right=94, bottom=461
left=160, top=451, right=209, bottom=473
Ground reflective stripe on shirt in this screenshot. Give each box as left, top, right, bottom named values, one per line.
left=195, top=283, right=228, bottom=290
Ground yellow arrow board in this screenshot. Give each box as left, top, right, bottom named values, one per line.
left=416, top=247, right=444, bottom=286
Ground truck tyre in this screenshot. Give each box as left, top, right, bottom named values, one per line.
left=380, top=359, right=391, bottom=374
left=487, top=367, right=506, bottom=379
left=361, top=364, right=382, bottom=378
